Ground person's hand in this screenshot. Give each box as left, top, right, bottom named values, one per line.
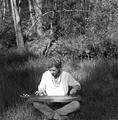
left=39, top=90, right=47, bottom=96
left=70, top=85, right=81, bottom=96
left=70, top=88, right=77, bottom=96
left=35, top=91, right=40, bottom=96
left=35, top=89, right=47, bottom=96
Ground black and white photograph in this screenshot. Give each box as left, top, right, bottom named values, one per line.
left=0, top=0, right=118, bottom=120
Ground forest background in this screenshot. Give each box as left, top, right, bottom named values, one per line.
left=0, top=0, right=118, bottom=120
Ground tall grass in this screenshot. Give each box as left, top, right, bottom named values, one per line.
left=0, top=51, right=46, bottom=113
left=0, top=51, right=118, bottom=120
left=1, top=103, right=42, bottom=120
left=64, top=58, right=118, bottom=120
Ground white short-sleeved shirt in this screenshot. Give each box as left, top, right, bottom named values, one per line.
left=38, top=71, right=81, bottom=96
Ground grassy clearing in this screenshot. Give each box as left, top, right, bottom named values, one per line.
left=1, top=103, right=43, bottom=120
left=64, top=58, right=118, bottom=120
left=0, top=51, right=118, bottom=120
left=0, top=51, right=46, bottom=113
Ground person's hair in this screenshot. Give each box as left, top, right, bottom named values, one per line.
left=47, top=57, right=62, bottom=69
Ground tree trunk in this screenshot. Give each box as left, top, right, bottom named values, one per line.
left=33, top=0, right=42, bottom=37
left=18, top=0, right=21, bottom=14
left=2, top=0, right=6, bottom=20
left=28, top=0, right=34, bottom=25
left=10, top=0, right=25, bottom=52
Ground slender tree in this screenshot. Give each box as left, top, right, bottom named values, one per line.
left=2, top=0, right=6, bottom=20
left=10, top=0, right=24, bottom=52
left=28, top=0, right=34, bottom=25
left=33, top=0, right=43, bottom=37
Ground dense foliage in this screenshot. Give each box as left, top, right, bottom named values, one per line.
left=0, top=0, right=118, bottom=59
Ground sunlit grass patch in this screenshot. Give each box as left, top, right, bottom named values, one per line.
left=0, top=50, right=118, bottom=120
left=1, top=103, right=42, bottom=120
left=63, top=58, right=118, bottom=120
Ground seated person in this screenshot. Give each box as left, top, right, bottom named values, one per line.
left=33, top=58, right=81, bottom=120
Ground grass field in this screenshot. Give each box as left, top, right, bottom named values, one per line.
left=0, top=51, right=118, bottom=120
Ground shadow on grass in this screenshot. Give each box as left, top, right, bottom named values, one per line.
left=63, top=59, right=118, bottom=120
left=0, top=51, right=46, bottom=114
left=78, top=59, right=118, bottom=120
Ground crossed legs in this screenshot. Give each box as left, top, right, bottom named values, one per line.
left=33, top=101, right=80, bottom=120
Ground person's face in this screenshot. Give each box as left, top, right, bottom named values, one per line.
left=49, top=66, right=60, bottom=78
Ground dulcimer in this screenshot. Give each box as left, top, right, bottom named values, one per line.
left=20, top=94, right=81, bottom=103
